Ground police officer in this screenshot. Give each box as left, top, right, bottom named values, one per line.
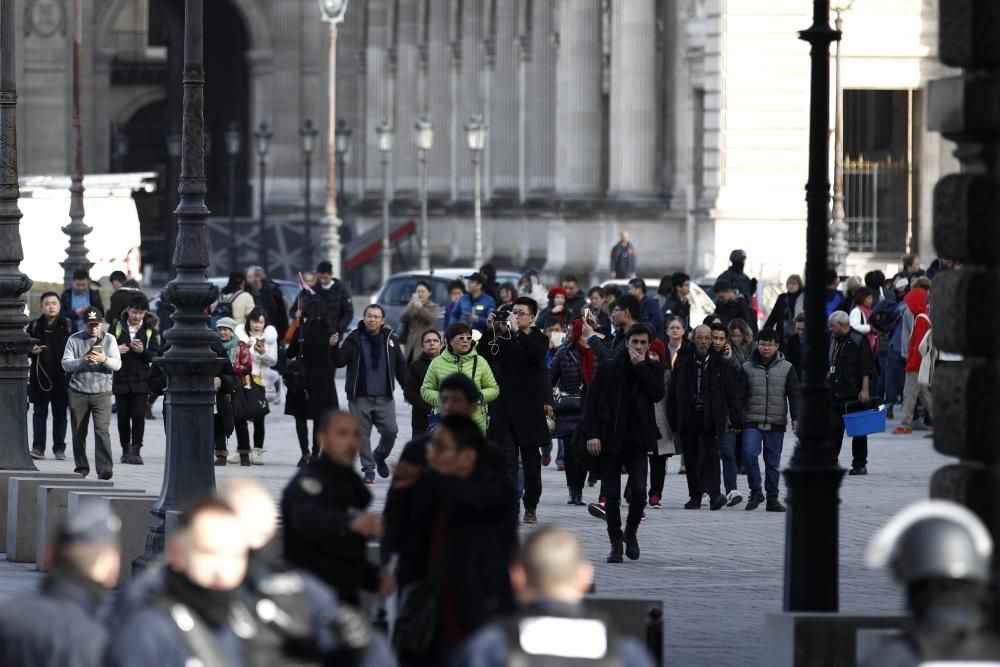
left=861, top=500, right=1000, bottom=666
left=0, top=504, right=121, bottom=667
left=104, top=497, right=262, bottom=667
left=219, top=477, right=396, bottom=667
left=458, top=527, right=655, bottom=666
left=280, top=410, right=385, bottom=606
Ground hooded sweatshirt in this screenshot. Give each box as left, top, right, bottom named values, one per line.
left=904, top=288, right=930, bottom=374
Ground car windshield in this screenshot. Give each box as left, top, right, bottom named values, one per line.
left=382, top=277, right=450, bottom=306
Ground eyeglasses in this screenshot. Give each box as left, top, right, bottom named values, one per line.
left=452, top=335, right=473, bottom=342
left=511, top=310, right=531, bottom=317
left=758, top=342, right=778, bottom=348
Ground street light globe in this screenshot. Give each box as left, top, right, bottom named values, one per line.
left=319, top=0, right=349, bottom=24
left=414, top=115, right=434, bottom=152
left=335, top=119, right=352, bottom=157
left=301, top=119, right=318, bottom=155
left=255, top=122, right=273, bottom=157
left=225, top=123, right=241, bottom=157
left=376, top=119, right=394, bottom=153
left=465, top=114, right=488, bottom=151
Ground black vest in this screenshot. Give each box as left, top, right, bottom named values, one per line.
left=500, top=602, right=624, bottom=667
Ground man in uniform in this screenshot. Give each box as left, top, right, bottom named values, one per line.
left=0, top=504, right=121, bottom=667
left=281, top=410, right=384, bottom=606
left=459, top=527, right=656, bottom=666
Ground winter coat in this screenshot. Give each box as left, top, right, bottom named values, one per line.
left=236, top=324, right=279, bottom=396
left=662, top=294, right=691, bottom=330
left=284, top=320, right=340, bottom=421
left=252, top=279, right=290, bottom=341
left=764, top=291, right=803, bottom=340
left=742, top=350, right=800, bottom=429
left=27, top=315, right=72, bottom=401
left=653, top=363, right=676, bottom=456
left=398, top=300, right=440, bottom=363
left=480, top=326, right=553, bottom=446
left=105, top=283, right=142, bottom=326
left=850, top=304, right=879, bottom=355
left=718, top=267, right=754, bottom=301
left=111, top=315, right=159, bottom=394
left=783, top=333, right=806, bottom=380
left=639, top=296, right=665, bottom=340
left=420, top=345, right=500, bottom=434
left=564, top=292, right=588, bottom=322
left=451, top=292, right=497, bottom=332
left=904, top=288, right=931, bottom=373
left=59, top=288, right=104, bottom=332
left=403, top=353, right=436, bottom=434
left=714, top=297, right=758, bottom=334
left=918, top=329, right=937, bottom=387
left=293, top=279, right=354, bottom=334
left=610, top=241, right=636, bottom=278
left=667, top=347, right=746, bottom=438
left=549, top=344, right=585, bottom=438
left=828, top=331, right=874, bottom=405
left=333, top=324, right=407, bottom=402
left=581, top=351, right=665, bottom=456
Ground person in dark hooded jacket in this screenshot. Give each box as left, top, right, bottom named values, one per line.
left=717, top=249, right=755, bottom=300
left=713, top=280, right=758, bottom=335
left=111, top=295, right=159, bottom=465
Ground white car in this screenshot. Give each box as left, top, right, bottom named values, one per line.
left=602, top=278, right=716, bottom=327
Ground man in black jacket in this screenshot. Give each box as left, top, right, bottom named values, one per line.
left=582, top=324, right=665, bottom=563
left=713, top=279, right=758, bottom=334
left=480, top=296, right=552, bottom=524
left=104, top=270, right=142, bottom=326
left=246, top=265, right=289, bottom=341
left=111, top=295, right=158, bottom=465
left=663, top=272, right=693, bottom=329
left=295, top=260, right=353, bottom=334
left=333, top=304, right=407, bottom=483
left=668, top=324, right=745, bottom=511
left=584, top=294, right=640, bottom=363
left=29, top=292, right=73, bottom=460
left=281, top=410, right=384, bottom=606
left=828, top=310, right=874, bottom=474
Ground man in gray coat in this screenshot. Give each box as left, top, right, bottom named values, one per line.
left=740, top=328, right=799, bottom=512
left=62, top=308, right=121, bottom=479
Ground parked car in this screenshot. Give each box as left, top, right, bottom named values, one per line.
left=372, top=268, right=521, bottom=332
left=149, top=277, right=300, bottom=334
left=603, top=278, right=716, bottom=329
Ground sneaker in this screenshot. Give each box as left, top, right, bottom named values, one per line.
left=97, top=469, right=113, bottom=481
left=848, top=466, right=868, bottom=476
left=746, top=490, right=765, bottom=511
left=726, top=490, right=743, bottom=507
left=228, top=453, right=241, bottom=464
left=556, top=463, right=565, bottom=472
left=523, top=510, right=538, bottom=524
left=709, top=495, right=727, bottom=511
left=649, top=495, right=662, bottom=509
left=239, top=452, right=252, bottom=467
left=541, top=452, right=552, bottom=467
left=30, top=449, right=44, bottom=460
left=215, top=453, right=227, bottom=466
left=587, top=502, right=607, bottom=520
left=607, top=540, right=624, bottom=564
left=251, top=449, right=265, bottom=465
left=892, top=426, right=912, bottom=435
left=373, top=450, right=390, bottom=479
left=766, top=497, right=786, bottom=512
left=684, top=496, right=703, bottom=510
left=363, top=471, right=376, bottom=485
left=624, top=529, right=640, bottom=561
left=53, top=451, right=66, bottom=461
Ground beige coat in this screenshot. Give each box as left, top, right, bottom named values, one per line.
left=400, top=300, right=440, bottom=363
left=653, top=368, right=676, bottom=456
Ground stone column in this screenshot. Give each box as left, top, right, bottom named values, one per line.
left=608, top=0, right=658, bottom=197
left=491, top=0, right=518, bottom=195
left=555, top=0, right=602, bottom=196
left=527, top=0, right=556, bottom=195
left=927, top=0, right=1000, bottom=626
left=393, top=0, right=419, bottom=195
left=458, top=0, right=483, bottom=197
left=425, top=0, right=452, bottom=197
left=363, top=0, right=391, bottom=195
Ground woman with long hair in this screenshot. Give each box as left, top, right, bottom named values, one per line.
left=647, top=337, right=676, bottom=508
left=215, top=318, right=253, bottom=466
left=232, top=307, right=278, bottom=464
left=764, top=274, right=804, bottom=340
left=550, top=319, right=595, bottom=505
left=399, top=280, right=440, bottom=364
left=727, top=318, right=755, bottom=364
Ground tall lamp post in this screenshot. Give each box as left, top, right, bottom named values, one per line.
left=376, top=119, right=394, bottom=284
left=165, top=130, right=182, bottom=267
left=320, top=0, right=349, bottom=277
left=335, top=119, right=351, bottom=213
left=415, top=115, right=434, bottom=271
left=255, top=121, right=272, bottom=273
left=783, top=0, right=844, bottom=612
left=61, top=0, right=92, bottom=288
left=224, top=122, right=241, bottom=271
left=300, top=119, right=318, bottom=267
left=465, top=114, right=488, bottom=269
left=136, top=0, right=220, bottom=567
left=830, top=2, right=854, bottom=272
left=0, top=0, right=37, bottom=471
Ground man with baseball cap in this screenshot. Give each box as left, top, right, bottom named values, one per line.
left=451, top=272, right=497, bottom=333
left=61, top=308, right=121, bottom=479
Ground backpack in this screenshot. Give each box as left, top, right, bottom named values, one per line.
left=210, top=290, right=243, bottom=328
left=870, top=299, right=905, bottom=335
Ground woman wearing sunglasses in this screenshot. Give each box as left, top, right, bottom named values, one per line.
left=420, top=322, right=500, bottom=434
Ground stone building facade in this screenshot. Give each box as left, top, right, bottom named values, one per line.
left=18, top=0, right=955, bottom=286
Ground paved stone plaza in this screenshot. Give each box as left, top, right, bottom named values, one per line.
left=0, top=378, right=945, bottom=665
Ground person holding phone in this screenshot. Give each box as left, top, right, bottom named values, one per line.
left=29, top=292, right=73, bottom=460
left=111, top=295, right=158, bottom=465
left=61, top=309, right=121, bottom=479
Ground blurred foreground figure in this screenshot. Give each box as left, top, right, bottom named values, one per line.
left=0, top=505, right=121, bottom=667
left=104, top=498, right=259, bottom=667
left=457, top=526, right=655, bottom=666
left=862, top=500, right=1000, bottom=666
left=219, top=477, right=395, bottom=667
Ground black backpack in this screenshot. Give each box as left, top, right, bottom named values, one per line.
left=870, top=299, right=905, bottom=335
left=210, top=290, right=243, bottom=327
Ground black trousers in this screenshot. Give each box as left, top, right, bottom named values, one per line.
left=115, top=392, right=148, bottom=450
left=234, top=415, right=265, bottom=451
left=828, top=404, right=868, bottom=469
left=31, top=384, right=68, bottom=454
left=648, top=453, right=669, bottom=499
left=503, top=429, right=542, bottom=512
left=295, top=417, right=319, bottom=455
left=601, top=447, right=648, bottom=540
left=562, top=436, right=588, bottom=493
left=681, top=412, right=722, bottom=501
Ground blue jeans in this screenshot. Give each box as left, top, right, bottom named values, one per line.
left=883, top=349, right=905, bottom=405
left=720, top=431, right=738, bottom=493
left=742, top=427, right=785, bottom=498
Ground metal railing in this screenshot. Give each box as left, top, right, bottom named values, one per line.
left=843, top=156, right=908, bottom=253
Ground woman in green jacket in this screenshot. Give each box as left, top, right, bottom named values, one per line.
left=420, top=322, right=500, bottom=434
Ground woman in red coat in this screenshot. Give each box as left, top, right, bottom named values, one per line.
left=893, top=287, right=932, bottom=434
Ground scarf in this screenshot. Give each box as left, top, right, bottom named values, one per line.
left=571, top=319, right=597, bottom=385
left=361, top=328, right=382, bottom=371
left=220, top=335, right=239, bottom=364
left=164, top=567, right=238, bottom=629
left=860, top=304, right=880, bottom=355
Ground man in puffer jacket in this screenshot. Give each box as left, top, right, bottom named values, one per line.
left=893, top=286, right=932, bottom=434
left=741, top=328, right=800, bottom=512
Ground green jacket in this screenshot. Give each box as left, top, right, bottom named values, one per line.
left=420, top=345, right=500, bottom=434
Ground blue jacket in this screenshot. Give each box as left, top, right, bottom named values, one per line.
left=60, top=287, right=104, bottom=332
left=451, top=292, right=496, bottom=332
left=639, top=296, right=665, bottom=340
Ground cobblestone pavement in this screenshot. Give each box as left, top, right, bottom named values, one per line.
left=0, top=379, right=946, bottom=665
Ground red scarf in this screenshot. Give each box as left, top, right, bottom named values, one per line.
left=571, top=319, right=597, bottom=385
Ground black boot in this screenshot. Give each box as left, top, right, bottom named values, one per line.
left=120, top=447, right=130, bottom=464
left=607, top=538, right=624, bottom=564
left=624, top=527, right=640, bottom=561
left=297, top=450, right=310, bottom=467
left=131, top=446, right=144, bottom=465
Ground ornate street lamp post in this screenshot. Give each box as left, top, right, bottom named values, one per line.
left=0, top=0, right=37, bottom=471
left=830, top=2, right=855, bottom=272
left=465, top=114, right=488, bottom=268
left=320, top=0, right=349, bottom=276
left=61, top=0, right=92, bottom=288
left=415, top=115, right=434, bottom=271
left=335, top=119, right=351, bottom=213
left=376, top=119, right=394, bottom=284
left=136, top=0, right=220, bottom=567
left=301, top=119, right=318, bottom=267
left=783, top=0, right=844, bottom=612
left=255, top=121, right=272, bottom=273
left=165, top=129, right=182, bottom=267
left=225, top=122, right=241, bottom=271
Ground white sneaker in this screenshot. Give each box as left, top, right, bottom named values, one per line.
left=251, top=448, right=265, bottom=465
left=726, top=490, right=743, bottom=507
left=228, top=453, right=241, bottom=464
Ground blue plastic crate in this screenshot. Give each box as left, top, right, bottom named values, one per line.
left=843, top=404, right=887, bottom=437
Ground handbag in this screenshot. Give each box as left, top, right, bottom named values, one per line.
left=232, top=380, right=270, bottom=420
left=283, top=325, right=308, bottom=392
left=553, top=389, right=582, bottom=415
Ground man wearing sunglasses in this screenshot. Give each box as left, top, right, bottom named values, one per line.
left=481, top=297, right=552, bottom=524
